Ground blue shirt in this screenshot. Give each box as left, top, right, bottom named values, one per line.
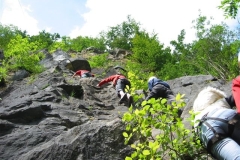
left=148, top=77, right=170, bottom=91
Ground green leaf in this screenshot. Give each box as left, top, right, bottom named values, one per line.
left=123, top=132, right=128, bottom=138
left=131, top=144, right=136, bottom=148
left=131, top=152, right=137, bottom=158
left=125, top=157, right=132, bottom=160
left=176, top=93, right=181, bottom=101
left=123, top=112, right=133, bottom=122
left=142, top=150, right=150, bottom=155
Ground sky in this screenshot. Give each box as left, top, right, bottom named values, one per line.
left=0, top=0, right=239, bottom=46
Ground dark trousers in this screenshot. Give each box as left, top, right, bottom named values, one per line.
left=116, top=78, right=130, bottom=96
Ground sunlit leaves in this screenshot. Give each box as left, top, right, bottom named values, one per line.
left=5, top=35, right=44, bottom=73
left=218, top=0, right=240, bottom=19
left=122, top=93, right=205, bottom=159
left=88, top=53, right=109, bottom=68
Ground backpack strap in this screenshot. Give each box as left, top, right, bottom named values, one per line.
left=205, top=120, right=226, bottom=154
left=200, top=113, right=240, bottom=155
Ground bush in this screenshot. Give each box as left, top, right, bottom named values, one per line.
left=88, top=53, right=109, bottom=68
left=122, top=94, right=206, bottom=160
left=5, top=35, right=44, bottom=73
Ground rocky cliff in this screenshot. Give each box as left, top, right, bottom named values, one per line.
left=0, top=50, right=232, bottom=160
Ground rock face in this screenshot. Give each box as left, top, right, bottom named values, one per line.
left=0, top=50, right=232, bottom=160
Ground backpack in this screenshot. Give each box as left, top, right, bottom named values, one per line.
left=159, top=80, right=170, bottom=89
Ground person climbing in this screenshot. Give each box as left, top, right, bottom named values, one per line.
left=193, top=86, right=240, bottom=160
left=72, top=70, right=94, bottom=78
left=146, top=76, right=175, bottom=103
left=96, top=71, right=132, bottom=107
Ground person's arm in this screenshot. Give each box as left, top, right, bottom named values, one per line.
left=112, top=76, right=120, bottom=87
left=97, top=75, right=115, bottom=87
left=72, top=73, right=77, bottom=77
left=145, top=91, right=155, bottom=101
left=72, top=70, right=81, bottom=77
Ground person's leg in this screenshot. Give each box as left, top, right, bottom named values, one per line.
left=126, top=93, right=133, bottom=107
left=116, top=80, right=127, bottom=103
left=119, top=90, right=125, bottom=98
left=211, top=137, right=240, bottom=160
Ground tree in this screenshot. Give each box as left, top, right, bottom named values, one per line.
left=29, top=30, right=60, bottom=50
left=0, top=24, right=28, bottom=50
left=219, top=0, right=240, bottom=19
left=101, top=15, right=140, bottom=50
left=131, top=31, right=171, bottom=73
left=179, top=15, right=240, bottom=81
left=70, top=36, right=106, bottom=52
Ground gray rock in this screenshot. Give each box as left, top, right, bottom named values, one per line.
left=0, top=50, right=233, bottom=160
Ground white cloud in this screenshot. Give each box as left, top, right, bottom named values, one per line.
left=1, top=0, right=40, bottom=35
left=1, top=0, right=238, bottom=46
left=70, top=0, right=238, bottom=46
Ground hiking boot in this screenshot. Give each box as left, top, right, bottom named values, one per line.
left=119, top=93, right=127, bottom=104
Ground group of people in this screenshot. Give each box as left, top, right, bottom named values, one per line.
left=73, top=65, right=240, bottom=159
left=72, top=68, right=174, bottom=108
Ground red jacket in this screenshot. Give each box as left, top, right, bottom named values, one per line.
left=233, top=76, right=240, bottom=113
left=98, top=74, right=126, bottom=87
left=74, top=70, right=90, bottom=76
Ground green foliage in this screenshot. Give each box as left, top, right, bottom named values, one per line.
left=5, top=35, right=44, bottom=73
left=190, top=15, right=240, bottom=80
left=70, top=36, right=106, bottom=52
left=0, top=66, right=7, bottom=81
left=126, top=68, right=147, bottom=91
left=101, top=15, right=140, bottom=50
left=122, top=95, right=206, bottom=160
left=0, top=23, right=28, bottom=50
left=49, top=41, right=69, bottom=53
left=167, top=15, right=240, bottom=81
left=218, top=0, right=240, bottom=18
left=168, top=29, right=201, bottom=79
left=88, top=53, right=109, bottom=68
left=29, top=30, right=60, bottom=50
left=131, top=31, right=173, bottom=74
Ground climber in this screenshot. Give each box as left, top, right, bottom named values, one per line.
left=146, top=76, right=175, bottom=103
left=72, top=70, right=94, bottom=78
left=193, top=86, right=240, bottom=160
left=96, top=71, right=132, bottom=107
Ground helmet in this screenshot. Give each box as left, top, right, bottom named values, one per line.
left=148, top=76, right=157, bottom=82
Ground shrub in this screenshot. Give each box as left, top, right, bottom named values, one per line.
left=122, top=94, right=206, bottom=160
left=88, top=53, right=109, bottom=68
left=5, top=35, right=44, bottom=73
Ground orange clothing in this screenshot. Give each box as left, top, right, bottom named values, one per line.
left=98, top=74, right=126, bottom=87
left=73, top=70, right=92, bottom=77
left=233, top=76, right=240, bottom=113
